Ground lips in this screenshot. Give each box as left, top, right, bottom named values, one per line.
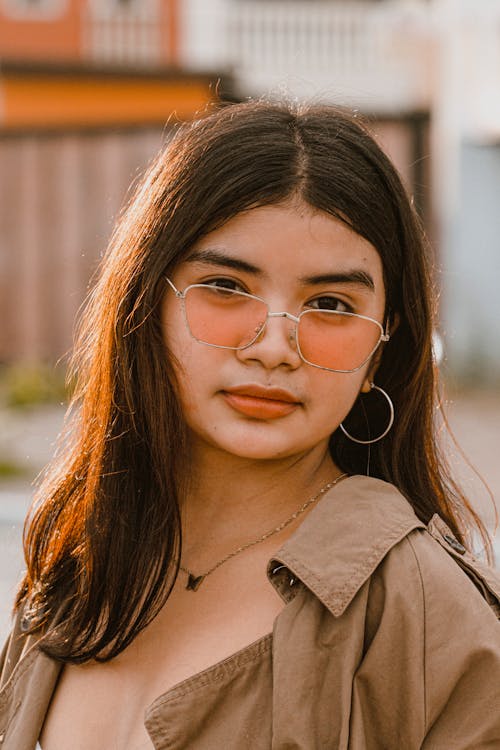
left=222, top=384, right=301, bottom=419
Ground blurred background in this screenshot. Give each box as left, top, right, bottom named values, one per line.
left=0, top=0, right=499, bottom=640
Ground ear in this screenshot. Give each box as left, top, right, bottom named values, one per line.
left=360, top=312, right=399, bottom=393
left=360, top=355, right=381, bottom=393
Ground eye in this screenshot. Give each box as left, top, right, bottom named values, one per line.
left=306, top=295, right=354, bottom=314
left=201, top=277, right=247, bottom=294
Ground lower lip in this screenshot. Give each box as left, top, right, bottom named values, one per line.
left=222, top=392, right=300, bottom=419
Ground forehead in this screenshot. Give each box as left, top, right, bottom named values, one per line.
left=184, top=203, right=384, bottom=285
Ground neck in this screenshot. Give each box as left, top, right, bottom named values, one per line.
left=180, top=440, right=342, bottom=568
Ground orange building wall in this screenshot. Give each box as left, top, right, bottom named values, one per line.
left=0, top=0, right=179, bottom=65
left=1, top=73, right=215, bottom=129
left=0, top=0, right=81, bottom=62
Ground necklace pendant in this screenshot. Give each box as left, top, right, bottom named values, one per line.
left=186, top=572, right=206, bottom=591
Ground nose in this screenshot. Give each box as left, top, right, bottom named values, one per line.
left=236, top=312, right=302, bottom=370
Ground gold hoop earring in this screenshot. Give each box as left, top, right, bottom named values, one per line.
left=340, top=383, right=394, bottom=445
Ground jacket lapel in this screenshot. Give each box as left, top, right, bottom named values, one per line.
left=268, top=475, right=426, bottom=616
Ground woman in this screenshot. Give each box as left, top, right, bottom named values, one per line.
left=1, top=100, right=499, bottom=749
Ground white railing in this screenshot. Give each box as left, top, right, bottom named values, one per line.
left=181, top=0, right=433, bottom=113
left=82, top=4, right=165, bottom=67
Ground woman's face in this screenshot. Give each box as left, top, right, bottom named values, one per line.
left=161, top=201, right=386, bottom=462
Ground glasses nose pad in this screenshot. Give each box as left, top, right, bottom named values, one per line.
left=246, top=316, right=297, bottom=349
left=250, top=318, right=267, bottom=344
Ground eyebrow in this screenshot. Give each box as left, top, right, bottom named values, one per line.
left=299, top=270, right=375, bottom=291
left=185, top=248, right=262, bottom=275
left=185, top=248, right=375, bottom=291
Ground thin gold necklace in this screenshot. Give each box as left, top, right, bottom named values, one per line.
left=179, top=473, right=348, bottom=591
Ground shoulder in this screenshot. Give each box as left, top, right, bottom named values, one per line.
left=380, top=512, right=500, bottom=623
left=377, top=531, right=500, bottom=635
left=364, top=485, right=500, bottom=630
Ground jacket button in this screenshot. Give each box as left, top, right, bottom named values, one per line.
left=20, top=616, right=31, bottom=633
left=443, top=534, right=466, bottom=554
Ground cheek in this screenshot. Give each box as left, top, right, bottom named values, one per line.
left=162, top=299, right=195, bottom=370
left=165, top=340, right=200, bottom=413
left=164, top=333, right=221, bottom=425
left=308, top=370, right=367, bottom=425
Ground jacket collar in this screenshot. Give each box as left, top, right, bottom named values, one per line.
left=268, top=475, right=425, bottom=616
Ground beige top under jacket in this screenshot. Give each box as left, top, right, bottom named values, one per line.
left=1, top=476, right=500, bottom=749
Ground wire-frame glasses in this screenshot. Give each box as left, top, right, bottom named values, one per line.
left=165, top=278, right=389, bottom=373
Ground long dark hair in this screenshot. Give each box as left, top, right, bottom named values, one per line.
left=18, top=100, right=490, bottom=662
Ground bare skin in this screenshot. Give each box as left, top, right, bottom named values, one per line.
left=40, top=202, right=385, bottom=749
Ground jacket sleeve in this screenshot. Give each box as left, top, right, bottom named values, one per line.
left=0, top=628, right=10, bottom=680
left=407, top=530, right=500, bottom=749
left=0, top=609, right=28, bottom=688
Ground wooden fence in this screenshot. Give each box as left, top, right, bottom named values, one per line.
left=0, top=127, right=164, bottom=362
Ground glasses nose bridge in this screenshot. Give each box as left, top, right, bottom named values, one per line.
left=259, top=309, right=300, bottom=347
left=266, top=310, right=300, bottom=324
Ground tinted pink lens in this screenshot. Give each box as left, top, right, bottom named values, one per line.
left=184, top=286, right=268, bottom=348
left=298, top=310, right=382, bottom=371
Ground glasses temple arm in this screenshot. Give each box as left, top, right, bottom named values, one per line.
left=164, top=277, right=183, bottom=297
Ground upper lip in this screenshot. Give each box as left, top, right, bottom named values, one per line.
left=223, top=384, right=301, bottom=403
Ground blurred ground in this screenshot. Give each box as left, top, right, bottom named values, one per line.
left=0, top=392, right=499, bottom=642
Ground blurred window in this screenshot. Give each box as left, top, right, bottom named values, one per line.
left=1, top=0, right=68, bottom=19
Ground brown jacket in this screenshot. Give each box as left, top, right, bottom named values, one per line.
left=1, top=476, right=500, bottom=749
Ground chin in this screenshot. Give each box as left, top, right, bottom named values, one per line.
left=227, top=446, right=296, bottom=461
left=207, top=432, right=318, bottom=462
left=188, top=418, right=329, bottom=462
